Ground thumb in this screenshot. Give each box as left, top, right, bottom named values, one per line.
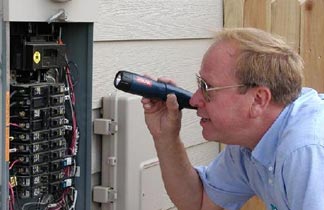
left=166, top=94, right=180, bottom=120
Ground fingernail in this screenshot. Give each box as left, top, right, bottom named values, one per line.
left=144, top=103, right=152, bottom=109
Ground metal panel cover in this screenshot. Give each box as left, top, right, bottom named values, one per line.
left=3, top=0, right=96, bottom=22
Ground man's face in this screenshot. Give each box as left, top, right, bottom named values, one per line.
left=190, top=41, right=253, bottom=145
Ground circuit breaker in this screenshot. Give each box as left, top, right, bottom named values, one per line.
left=0, top=1, right=94, bottom=210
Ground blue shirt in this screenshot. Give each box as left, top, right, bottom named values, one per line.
left=196, top=88, right=324, bottom=210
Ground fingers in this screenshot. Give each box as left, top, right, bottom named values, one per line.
left=141, top=94, right=181, bottom=122
left=166, top=94, right=181, bottom=120
left=141, top=97, right=164, bottom=113
left=166, top=94, right=179, bottom=110
left=140, top=73, right=178, bottom=112
left=141, top=97, right=152, bottom=109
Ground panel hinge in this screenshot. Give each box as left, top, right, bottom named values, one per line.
left=93, top=119, right=118, bottom=135
left=93, top=186, right=117, bottom=203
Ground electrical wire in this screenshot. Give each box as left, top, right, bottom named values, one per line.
left=9, top=159, right=21, bottom=170
left=10, top=123, right=20, bottom=128
left=68, top=188, right=77, bottom=210
left=13, top=185, right=22, bottom=210
left=63, top=56, right=79, bottom=156
left=10, top=90, right=17, bottom=98
left=8, top=182, right=15, bottom=210
left=67, top=61, right=79, bottom=87
left=21, top=200, right=50, bottom=210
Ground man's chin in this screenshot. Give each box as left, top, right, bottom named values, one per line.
left=202, top=132, right=220, bottom=143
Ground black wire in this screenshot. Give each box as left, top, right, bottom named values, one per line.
left=13, top=185, right=21, bottom=210
left=67, top=61, right=79, bottom=87
left=38, top=195, right=43, bottom=210
left=10, top=90, right=17, bottom=98
left=10, top=102, right=17, bottom=107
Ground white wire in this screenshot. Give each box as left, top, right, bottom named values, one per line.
left=68, top=188, right=78, bottom=210
left=21, top=201, right=48, bottom=210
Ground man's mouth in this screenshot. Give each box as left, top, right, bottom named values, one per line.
left=197, top=112, right=210, bottom=123
left=201, top=118, right=210, bottom=122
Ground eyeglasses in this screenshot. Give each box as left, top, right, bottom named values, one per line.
left=196, top=74, right=245, bottom=102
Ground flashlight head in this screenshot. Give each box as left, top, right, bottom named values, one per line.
left=114, top=71, right=133, bottom=92
left=114, top=73, right=121, bottom=86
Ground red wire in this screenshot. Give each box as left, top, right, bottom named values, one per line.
left=66, top=65, right=78, bottom=155
left=8, top=182, right=15, bottom=209
left=9, top=159, right=20, bottom=170
left=70, top=111, right=77, bottom=154
left=66, top=66, right=75, bottom=105
left=10, top=123, right=20, bottom=128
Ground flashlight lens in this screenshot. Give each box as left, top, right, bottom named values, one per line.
left=115, top=73, right=122, bottom=86
left=114, top=71, right=135, bottom=92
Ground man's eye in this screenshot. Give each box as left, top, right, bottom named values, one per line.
left=205, top=82, right=212, bottom=88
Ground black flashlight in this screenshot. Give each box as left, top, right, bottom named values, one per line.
left=114, top=71, right=197, bottom=110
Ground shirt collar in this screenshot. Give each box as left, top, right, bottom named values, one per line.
left=250, top=104, right=291, bottom=167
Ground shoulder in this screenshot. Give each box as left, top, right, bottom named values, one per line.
left=277, top=88, right=324, bottom=155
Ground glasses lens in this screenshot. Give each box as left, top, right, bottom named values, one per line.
left=201, top=80, right=209, bottom=101
left=196, top=74, right=209, bottom=101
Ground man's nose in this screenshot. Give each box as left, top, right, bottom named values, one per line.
left=190, top=89, right=205, bottom=108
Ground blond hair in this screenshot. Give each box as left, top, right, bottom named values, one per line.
left=214, top=28, right=304, bottom=105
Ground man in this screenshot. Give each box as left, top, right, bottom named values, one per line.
left=141, top=28, right=324, bottom=210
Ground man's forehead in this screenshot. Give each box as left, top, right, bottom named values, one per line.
left=210, top=41, right=238, bottom=57
left=203, top=42, right=238, bottom=67
left=200, top=41, right=238, bottom=80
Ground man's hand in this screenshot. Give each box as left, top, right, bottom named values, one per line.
left=141, top=77, right=182, bottom=143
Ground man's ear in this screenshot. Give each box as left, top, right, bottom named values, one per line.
left=250, top=87, right=272, bottom=118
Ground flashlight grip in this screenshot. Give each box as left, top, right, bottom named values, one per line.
left=114, top=71, right=196, bottom=110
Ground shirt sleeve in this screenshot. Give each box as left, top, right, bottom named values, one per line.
left=195, top=146, right=254, bottom=210
left=282, top=144, right=324, bottom=210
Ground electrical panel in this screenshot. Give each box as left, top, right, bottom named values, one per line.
left=8, top=22, right=80, bottom=210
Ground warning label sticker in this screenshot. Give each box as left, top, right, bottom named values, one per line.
left=33, top=51, right=41, bottom=64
